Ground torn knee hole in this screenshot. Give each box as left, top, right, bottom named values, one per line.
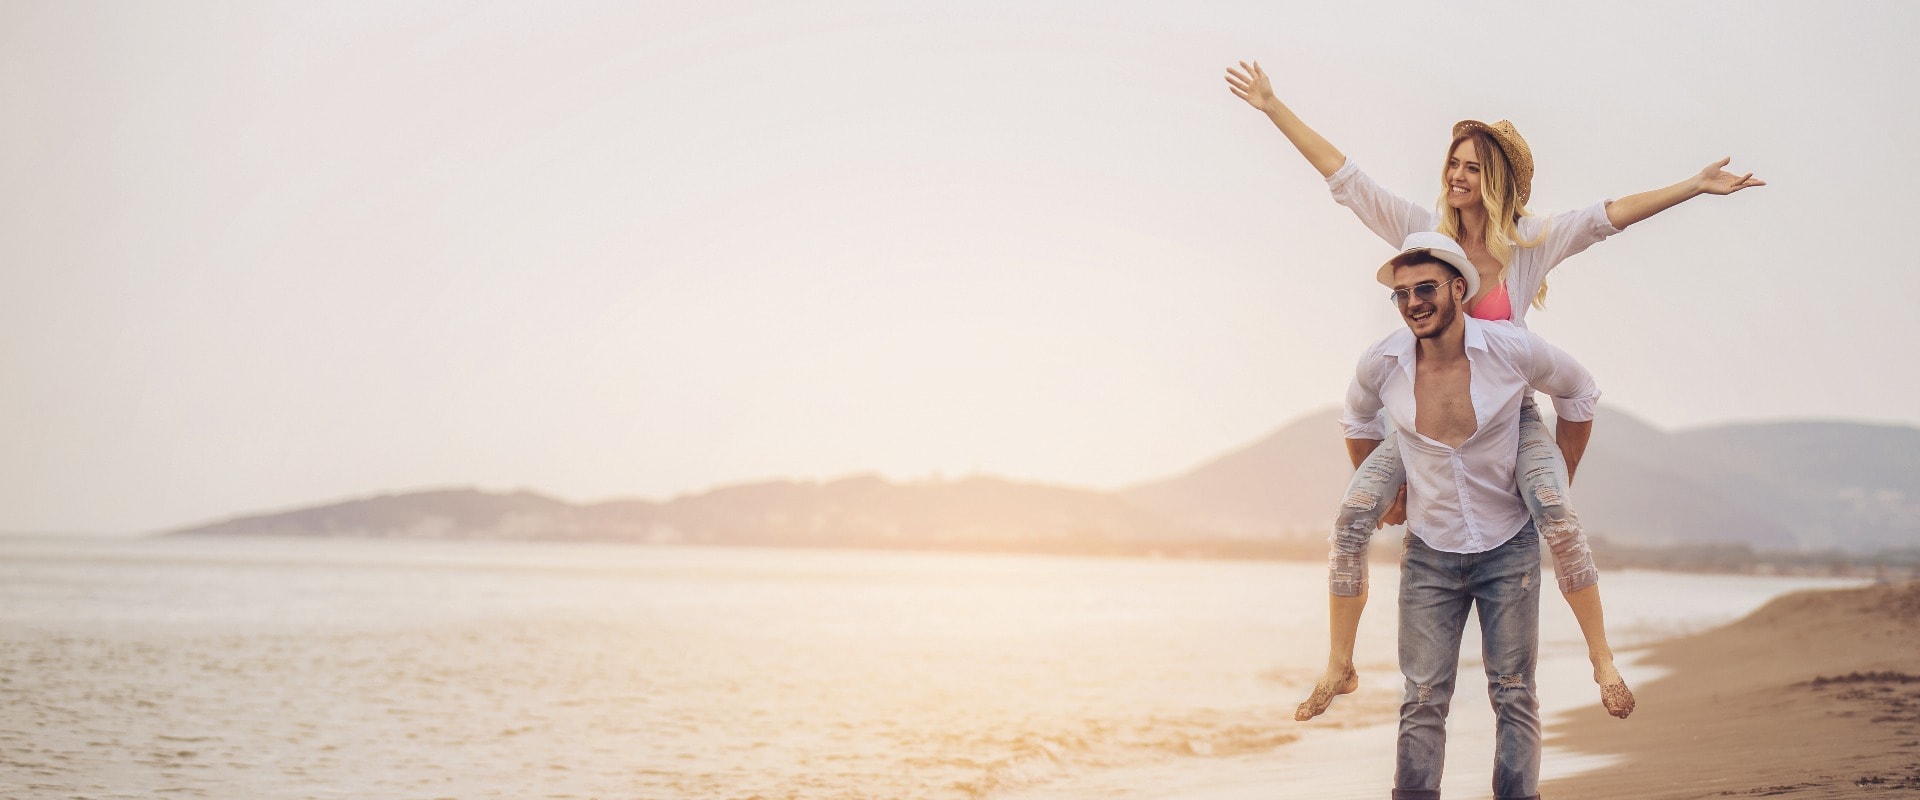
left=1530, top=484, right=1564, bottom=507
left=1342, top=489, right=1379, bottom=511
left=1334, top=519, right=1375, bottom=543
left=1497, top=674, right=1526, bottom=690
left=1540, top=516, right=1582, bottom=542
left=1416, top=684, right=1433, bottom=703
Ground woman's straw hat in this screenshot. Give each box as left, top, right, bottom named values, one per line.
left=1452, top=119, right=1534, bottom=206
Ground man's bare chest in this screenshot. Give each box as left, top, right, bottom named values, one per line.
left=1414, top=362, right=1477, bottom=448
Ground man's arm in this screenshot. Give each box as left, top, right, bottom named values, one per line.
left=1341, top=346, right=1388, bottom=442
left=1555, top=417, right=1592, bottom=482
left=1518, top=331, right=1601, bottom=429
left=1345, top=437, right=1382, bottom=469
left=1342, top=346, right=1403, bottom=526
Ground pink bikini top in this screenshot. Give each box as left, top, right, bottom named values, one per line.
left=1468, top=281, right=1512, bottom=322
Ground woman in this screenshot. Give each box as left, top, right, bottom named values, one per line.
left=1223, top=59, right=1763, bottom=721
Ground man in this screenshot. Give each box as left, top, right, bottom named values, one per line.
left=1342, top=232, right=1600, bottom=800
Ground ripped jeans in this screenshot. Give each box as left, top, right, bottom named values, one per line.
left=1393, top=524, right=1542, bottom=800
left=1327, top=397, right=1597, bottom=597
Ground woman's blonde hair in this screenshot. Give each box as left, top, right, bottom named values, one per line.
left=1435, top=130, right=1551, bottom=308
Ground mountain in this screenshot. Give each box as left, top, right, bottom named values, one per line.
left=171, top=412, right=1920, bottom=554
left=645, top=474, right=1184, bottom=548
left=1123, top=408, right=1915, bottom=551
left=170, top=474, right=1188, bottom=552
left=1672, top=421, right=1920, bottom=551
left=1565, top=409, right=1799, bottom=547
left=175, top=488, right=611, bottom=540
left=1119, top=408, right=1351, bottom=540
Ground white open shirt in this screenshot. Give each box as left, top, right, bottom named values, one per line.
left=1341, top=317, right=1601, bottom=554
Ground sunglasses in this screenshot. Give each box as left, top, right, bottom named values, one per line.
left=1389, top=277, right=1463, bottom=307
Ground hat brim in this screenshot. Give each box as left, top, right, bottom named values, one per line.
left=1377, top=248, right=1480, bottom=302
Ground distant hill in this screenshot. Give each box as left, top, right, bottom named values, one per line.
left=1119, top=408, right=1351, bottom=540
left=1672, top=421, right=1920, bottom=551
left=1123, top=408, right=1916, bottom=551
left=173, top=488, right=609, bottom=540
left=171, top=411, right=1920, bottom=554
left=170, top=475, right=1191, bottom=553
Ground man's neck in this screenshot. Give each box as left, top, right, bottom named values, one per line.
left=1414, top=318, right=1471, bottom=365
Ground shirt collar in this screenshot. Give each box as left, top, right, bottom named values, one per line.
left=1463, top=315, right=1489, bottom=353
left=1389, top=316, right=1490, bottom=379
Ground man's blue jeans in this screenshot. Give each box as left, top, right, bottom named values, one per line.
left=1392, top=524, right=1542, bottom=800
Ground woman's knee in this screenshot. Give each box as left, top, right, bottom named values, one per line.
left=1328, top=518, right=1373, bottom=596
left=1335, top=486, right=1387, bottom=534
left=1531, top=500, right=1584, bottom=548
left=1534, top=509, right=1598, bottom=593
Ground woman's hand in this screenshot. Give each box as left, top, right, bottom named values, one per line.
left=1224, top=61, right=1279, bottom=113
left=1223, top=59, right=1345, bottom=178
left=1693, top=157, right=1767, bottom=196
left=1609, top=157, right=1767, bottom=228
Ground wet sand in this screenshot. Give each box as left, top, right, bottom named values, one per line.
left=1543, top=582, right=1920, bottom=799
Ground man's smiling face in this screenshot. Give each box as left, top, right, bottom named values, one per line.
left=1391, top=260, right=1465, bottom=340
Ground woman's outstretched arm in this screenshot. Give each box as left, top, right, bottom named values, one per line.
left=1224, top=60, right=1346, bottom=178
left=1605, top=157, right=1766, bottom=229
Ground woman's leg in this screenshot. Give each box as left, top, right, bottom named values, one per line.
left=1298, top=433, right=1406, bottom=721
left=1516, top=399, right=1634, bottom=718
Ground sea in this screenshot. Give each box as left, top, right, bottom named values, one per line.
left=0, top=535, right=1866, bottom=800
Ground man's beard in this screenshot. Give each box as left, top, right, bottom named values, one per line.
left=1408, top=299, right=1458, bottom=339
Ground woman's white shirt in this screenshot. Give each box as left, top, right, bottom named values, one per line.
left=1325, top=158, right=1623, bottom=328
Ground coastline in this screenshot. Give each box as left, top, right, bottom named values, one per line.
left=1542, top=582, right=1920, bottom=798
left=999, top=573, right=1905, bottom=800
left=999, top=649, right=1622, bottom=800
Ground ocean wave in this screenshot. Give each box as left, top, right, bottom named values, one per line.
left=928, top=708, right=1305, bottom=798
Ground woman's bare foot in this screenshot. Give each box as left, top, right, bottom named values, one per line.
left=1593, top=660, right=1635, bottom=718
left=1295, top=665, right=1359, bottom=721
left=1600, top=681, right=1635, bottom=718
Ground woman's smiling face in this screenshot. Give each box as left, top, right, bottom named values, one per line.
left=1444, top=138, right=1483, bottom=211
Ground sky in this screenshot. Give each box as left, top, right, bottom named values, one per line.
left=3, top=0, right=1917, bottom=534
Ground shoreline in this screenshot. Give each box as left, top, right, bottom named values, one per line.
left=1541, top=582, right=1920, bottom=798
left=15, top=531, right=1916, bottom=584
left=999, top=651, right=1647, bottom=800
left=1001, top=577, right=1911, bottom=800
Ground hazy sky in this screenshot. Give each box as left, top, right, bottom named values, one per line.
left=4, top=1, right=1917, bottom=533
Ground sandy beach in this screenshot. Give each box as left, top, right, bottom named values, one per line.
left=1543, top=582, right=1920, bottom=799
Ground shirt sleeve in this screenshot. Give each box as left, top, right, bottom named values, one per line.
left=1326, top=158, right=1438, bottom=250
left=1340, top=350, right=1389, bottom=440
left=1526, top=200, right=1623, bottom=274
left=1518, top=330, right=1601, bottom=421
